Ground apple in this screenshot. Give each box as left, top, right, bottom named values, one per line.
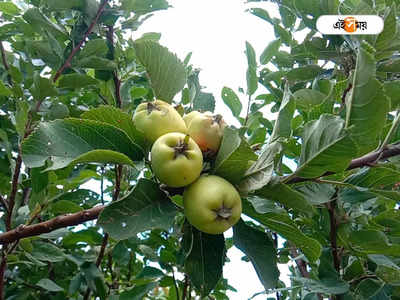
left=183, top=175, right=242, bottom=234
left=151, top=132, right=203, bottom=187
left=183, top=111, right=202, bottom=127
left=187, top=112, right=226, bottom=153
left=133, top=100, right=187, bottom=143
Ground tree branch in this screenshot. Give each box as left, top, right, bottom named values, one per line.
left=326, top=197, right=340, bottom=273
left=287, top=143, right=400, bottom=184
left=53, top=0, right=109, bottom=82
left=0, top=205, right=104, bottom=244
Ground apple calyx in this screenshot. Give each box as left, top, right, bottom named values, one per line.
left=173, top=136, right=190, bottom=159
left=213, top=114, right=224, bottom=126
left=146, top=102, right=161, bottom=114
left=215, top=206, right=232, bottom=219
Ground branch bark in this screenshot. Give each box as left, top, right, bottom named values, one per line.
left=53, top=0, right=109, bottom=82
left=0, top=205, right=104, bottom=244
left=327, top=198, right=340, bottom=273
left=287, top=143, right=400, bottom=184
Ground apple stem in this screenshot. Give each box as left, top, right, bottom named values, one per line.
left=216, top=207, right=232, bottom=219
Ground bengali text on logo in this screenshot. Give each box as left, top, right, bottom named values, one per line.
left=316, top=15, right=384, bottom=35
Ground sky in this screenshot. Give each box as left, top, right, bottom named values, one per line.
left=134, top=1, right=291, bottom=299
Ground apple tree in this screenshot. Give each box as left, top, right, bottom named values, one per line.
left=0, top=0, right=400, bottom=299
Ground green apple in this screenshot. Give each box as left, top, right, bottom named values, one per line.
left=151, top=132, right=203, bottom=187
left=183, top=111, right=202, bottom=127
left=133, top=100, right=187, bottom=143
left=183, top=175, right=242, bottom=234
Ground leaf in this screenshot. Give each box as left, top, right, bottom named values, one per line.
left=293, top=277, right=349, bottom=294
left=355, top=278, right=384, bottom=299
left=98, top=179, right=178, bottom=240
left=184, top=226, right=225, bottom=297
left=292, top=89, right=327, bottom=111
left=248, top=8, right=273, bottom=24
left=296, top=182, right=336, bottom=205
left=243, top=200, right=322, bottom=262
left=295, top=114, right=358, bottom=178
left=286, top=65, right=323, bottom=82
left=81, top=105, right=147, bottom=151
left=368, top=254, right=400, bottom=285
left=378, top=58, right=400, bottom=73
left=80, top=39, right=109, bottom=58
left=221, top=87, right=242, bottom=117
left=76, top=56, right=117, bottom=70
left=270, top=83, right=295, bottom=142
left=23, top=8, right=67, bottom=40
left=260, top=39, right=281, bottom=65
left=233, top=219, right=279, bottom=289
left=239, top=141, right=282, bottom=193
left=193, top=92, right=215, bottom=112
left=0, top=2, right=21, bottom=16
left=62, top=228, right=103, bottom=248
left=22, top=118, right=143, bottom=170
left=15, top=101, right=29, bottom=137
left=346, top=42, right=390, bottom=156
left=120, top=282, right=158, bottom=300
left=81, top=262, right=107, bottom=300
left=121, top=0, right=169, bottom=15
left=44, top=0, right=84, bottom=10
left=375, top=5, right=397, bottom=51
left=0, top=81, right=11, bottom=96
left=214, top=127, right=257, bottom=184
left=51, top=200, right=83, bottom=215
left=134, top=41, right=186, bottom=102
left=31, top=241, right=65, bottom=262
left=30, top=73, right=58, bottom=101
left=349, top=230, right=400, bottom=257
left=255, top=177, right=315, bottom=215
left=384, top=81, right=400, bottom=110
left=58, top=74, right=99, bottom=89
left=36, top=278, right=64, bottom=292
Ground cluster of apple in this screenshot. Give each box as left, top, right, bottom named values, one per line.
left=133, top=100, right=242, bottom=234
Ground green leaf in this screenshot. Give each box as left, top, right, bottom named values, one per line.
left=293, top=277, right=349, bottom=294
left=50, top=200, right=83, bottom=215
left=375, top=5, right=397, bottom=51
left=58, top=74, right=99, bottom=89
left=243, top=200, right=322, bottom=262
left=0, top=2, right=21, bottom=16
left=30, top=73, right=58, bottom=101
left=221, top=87, right=242, bottom=117
left=120, top=282, right=158, bottom=300
left=214, top=127, right=257, bottom=184
left=270, top=84, right=295, bottom=142
left=81, top=262, right=107, bottom=300
left=378, top=58, right=400, bottom=73
left=368, top=254, right=400, bottom=285
left=98, top=179, right=178, bottom=240
left=80, top=39, right=109, bottom=58
left=193, top=92, right=215, bottom=112
left=295, top=114, right=358, bottom=178
left=22, top=118, right=143, bottom=170
left=15, top=101, right=29, bottom=137
left=76, top=56, right=117, bottom=70
left=355, top=278, right=384, bottom=299
left=184, top=225, right=225, bottom=297
left=239, top=141, right=282, bottom=193
left=255, top=177, right=315, bottom=215
left=286, top=65, right=323, bottom=82
left=248, top=8, right=273, bottom=24
left=121, top=0, right=169, bottom=15
left=233, top=219, right=279, bottom=289
left=296, top=182, right=336, bottom=205
left=62, top=228, right=103, bottom=248
left=346, top=42, right=390, bottom=156
left=134, top=41, right=186, bottom=102
left=31, top=241, right=65, bottom=262
left=260, top=39, right=281, bottom=65
left=23, top=8, right=67, bottom=40
left=44, top=0, right=84, bottom=10
left=0, top=81, right=11, bottom=96
left=36, top=278, right=64, bottom=292
left=384, top=81, right=400, bottom=110
left=293, top=89, right=327, bottom=111
left=349, top=230, right=400, bottom=257
left=81, top=105, right=147, bottom=151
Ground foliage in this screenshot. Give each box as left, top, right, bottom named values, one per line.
left=0, top=0, right=400, bottom=299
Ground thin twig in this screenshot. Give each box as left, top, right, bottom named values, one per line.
left=326, top=195, right=340, bottom=273
left=0, top=251, right=7, bottom=300
left=0, top=41, right=12, bottom=85
left=106, top=25, right=122, bottom=109
left=6, top=154, right=22, bottom=231
left=53, top=0, right=109, bottom=82
left=289, top=246, right=309, bottom=278
left=0, top=195, right=8, bottom=213
left=380, top=110, right=400, bottom=151
left=171, top=267, right=181, bottom=300
left=182, top=275, right=189, bottom=300
left=244, top=94, right=251, bottom=126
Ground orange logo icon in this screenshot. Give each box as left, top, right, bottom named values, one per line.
left=344, top=16, right=357, bottom=32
